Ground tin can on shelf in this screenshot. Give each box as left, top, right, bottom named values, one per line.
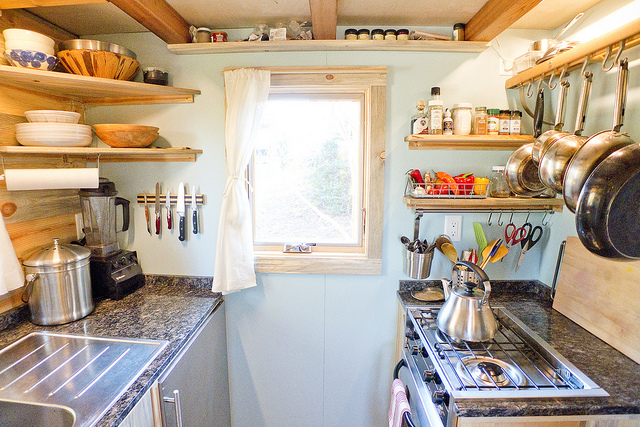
left=211, top=31, right=227, bottom=42
left=196, top=27, right=211, bottom=43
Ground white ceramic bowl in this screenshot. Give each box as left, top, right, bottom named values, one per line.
left=15, top=132, right=92, bottom=147
left=25, top=110, right=81, bottom=124
left=3, top=29, right=55, bottom=47
left=4, top=40, right=54, bottom=56
left=16, top=123, right=90, bottom=132
left=4, top=49, right=58, bottom=71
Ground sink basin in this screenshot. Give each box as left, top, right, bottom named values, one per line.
left=0, top=399, right=75, bottom=427
left=0, top=332, right=167, bottom=427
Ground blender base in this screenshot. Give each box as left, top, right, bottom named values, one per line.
left=90, top=250, right=144, bottom=300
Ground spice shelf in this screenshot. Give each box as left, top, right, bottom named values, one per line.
left=167, top=39, right=489, bottom=55
left=403, top=195, right=564, bottom=212
left=406, top=134, right=533, bottom=150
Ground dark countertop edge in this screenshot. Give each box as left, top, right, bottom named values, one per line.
left=397, top=280, right=640, bottom=419
left=0, top=274, right=222, bottom=427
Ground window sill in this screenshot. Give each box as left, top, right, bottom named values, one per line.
left=254, top=252, right=382, bottom=275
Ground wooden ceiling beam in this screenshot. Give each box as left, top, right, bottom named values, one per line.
left=0, top=0, right=105, bottom=8
left=465, top=0, right=543, bottom=41
left=0, top=8, right=76, bottom=42
left=309, top=0, right=337, bottom=40
left=108, top=0, right=191, bottom=44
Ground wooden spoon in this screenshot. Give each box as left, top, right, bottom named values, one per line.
left=441, top=242, right=458, bottom=263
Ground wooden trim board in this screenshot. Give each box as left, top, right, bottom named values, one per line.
left=553, top=236, right=640, bottom=364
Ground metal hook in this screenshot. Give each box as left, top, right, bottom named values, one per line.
left=536, top=76, right=544, bottom=93
left=526, top=80, right=534, bottom=98
left=487, top=212, right=493, bottom=226
left=547, top=69, right=558, bottom=90
left=558, top=65, right=568, bottom=84
left=524, top=211, right=531, bottom=224
left=580, top=56, right=590, bottom=78
left=601, top=42, right=626, bottom=72
left=509, top=211, right=514, bottom=224
left=541, top=211, right=551, bottom=226
left=497, top=210, right=504, bottom=226
left=613, top=39, right=626, bottom=66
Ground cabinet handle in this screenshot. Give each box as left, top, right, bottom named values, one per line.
left=163, top=389, right=183, bottom=427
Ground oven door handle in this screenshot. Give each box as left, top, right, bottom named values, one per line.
left=393, top=359, right=417, bottom=427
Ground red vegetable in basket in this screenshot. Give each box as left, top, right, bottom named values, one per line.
left=429, top=178, right=449, bottom=195
left=453, top=172, right=475, bottom=195
left=436, top=171, right=458, bottom=195
left=407, top=169, right=425, bottom=188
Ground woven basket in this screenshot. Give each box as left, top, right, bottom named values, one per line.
left=57, top=49, right=140, bottom=80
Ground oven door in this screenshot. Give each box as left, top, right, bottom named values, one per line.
left=397, top=348, right=445, bottom=427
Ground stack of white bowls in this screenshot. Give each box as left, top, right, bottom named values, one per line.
left=3, top=29, right=58, bottom=71
left=16, top=110, right=92, bottom=147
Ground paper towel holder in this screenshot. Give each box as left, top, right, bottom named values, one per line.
left=0, top=154, right=101, bottom=190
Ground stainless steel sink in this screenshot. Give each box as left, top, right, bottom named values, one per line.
left=0, top=332, right=168, bottom=427
left=0, top=399, right=75, bottom=427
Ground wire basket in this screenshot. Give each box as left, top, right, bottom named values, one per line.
left=404, top=177, right=488, bottom=199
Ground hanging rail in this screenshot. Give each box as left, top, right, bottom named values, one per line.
left=505, top=16, right=640, bottom=89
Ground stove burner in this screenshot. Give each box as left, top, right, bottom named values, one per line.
left=457, top=356, right=528, bottom=388
left=436, top=330, right=495, bottom=351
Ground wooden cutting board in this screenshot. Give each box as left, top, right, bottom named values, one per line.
left=553, top=236, right=640, bottom=364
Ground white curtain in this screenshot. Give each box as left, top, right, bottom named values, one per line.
left=213, top=68, right=270, bottom=294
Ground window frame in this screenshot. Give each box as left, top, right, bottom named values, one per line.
left=243, top=66, right=387, bottom=275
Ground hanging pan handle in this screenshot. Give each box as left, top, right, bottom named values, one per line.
left=574, top=70, right=592, bottom=136
left=613, top=58, right=628, bottom=133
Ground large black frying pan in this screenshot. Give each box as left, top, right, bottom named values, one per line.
left=575, top=59, right=640, bottom=260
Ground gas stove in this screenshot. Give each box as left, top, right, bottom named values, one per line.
left=399, top=306, right=608, bottom=427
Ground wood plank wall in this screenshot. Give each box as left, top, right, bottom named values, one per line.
left=0, top=80, right=86, bottom=314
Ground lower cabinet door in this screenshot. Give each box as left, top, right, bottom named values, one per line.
left=158, top=301, right=230, bottom=427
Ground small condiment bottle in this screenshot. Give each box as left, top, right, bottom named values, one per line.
left=384, top=29, right=397, bottom=40
left=487, top=109, right=500, bottom=135
left=474, top=107, right=488, bottom=135
left=397, top=29, right=409, bottom=40
left=427, top=87, right=443, bottom=135
left=411, top=101, right=428, bottom=135
left=196, top=27, right=211, bottom=43
left=510, top=110, right=522, bottom=135
left=452, top=23, right=465, bottom=41
left=489, top=166, right=511, bottom=198
left=499, top=110, right=511, bottom=135
left=371, top=29, right=384, bottom=40
left=357, top=29, right=370, bottom=40
left=345, top=29, right=358, bottom=40
left=211, top=31, right=227, bottom=42
left=443, top=109, right=453, bottom=135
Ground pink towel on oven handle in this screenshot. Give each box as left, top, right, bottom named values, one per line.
left=388, top=378, right=411, bottom=427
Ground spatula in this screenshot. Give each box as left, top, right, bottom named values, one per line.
left=479, top=239, right=502, bottom=269
left=488, top=243, right=508, bottom=263
left=473, top=222, right=488, bottom=254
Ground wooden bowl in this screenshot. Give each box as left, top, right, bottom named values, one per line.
left=57, top=49, right=140, bottom=80
left=93, top=124, right=159, bottom=148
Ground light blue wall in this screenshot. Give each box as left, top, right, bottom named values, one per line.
left=86, top=4, right=640, bottom=423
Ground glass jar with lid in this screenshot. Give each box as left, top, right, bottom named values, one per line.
left=345, top=28, right=358, bottom=40
left=371, top=29, right=384, bottom=40
left=489, top=166, right=511, bottom=198
left=499, top=110, right=511, bottom=135
left=384, top=29, right=397, bottom=40
left=357, top=29, right=370, bottom=40
left=452, top=103, right=472, bottom=135
left=474, top=107, right=487, bottom=135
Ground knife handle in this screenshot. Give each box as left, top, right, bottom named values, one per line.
left=145, top=205, right=151, bottom=234
left=156, top=213, right=160, bottom=235
left=179, top=216, right=185, bottom=241
left=167, top=208, right=172, bottom=230
left=192, top=209, right=198, bottom=234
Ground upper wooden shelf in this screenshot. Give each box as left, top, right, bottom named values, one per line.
left=0, top=65, right=201, bottom=106
left=403, top=195, right=564, bottom=212
left=406, top=134, right=533, bottom=150
left=0, top=146, right=202, bottom=162
left=167, top=39, right=489, bottom=55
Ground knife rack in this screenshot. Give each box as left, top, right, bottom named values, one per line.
left=136, top=194, right=204, bottom=206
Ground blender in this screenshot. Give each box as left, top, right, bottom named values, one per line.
left=79, top=178, right=144, bottom=299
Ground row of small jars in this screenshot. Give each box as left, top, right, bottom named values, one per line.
left=453, top=106, right=522, bottom=136
left=345, top=29, right=409, bottom=40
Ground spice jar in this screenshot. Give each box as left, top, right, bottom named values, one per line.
left=384, top=29, right=397, bottom=40
left=510, top=110, right=522, bottom=135
left=345, top=29, right=358, bottom=40
left=452, top=23, right=465, bottom=41
left=196, top=27, right=211, bottom=43
left=489, top=166, right=511, bottom=198
left=371, top=29, right=384, bottom=40
left=452, top=103, right=472, bottom=135
left=397, top=29, right=409, bottom=40
left=499, top=110, right=511, bottom=135
left=487, top=109, right=500, bottom=135
left=357, top=29, right=370, bottom=40
left=474, top=107, right=488, bottom=135
left=211, top=31, right=227, bottom=42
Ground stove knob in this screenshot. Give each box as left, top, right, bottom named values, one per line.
left=432, top=391, right=448, bottom=405
left=405, top=330, right=419, bottom=340
left=411, top=345, right=421, bottom=355
left=422, top=369, right=436, bottom=383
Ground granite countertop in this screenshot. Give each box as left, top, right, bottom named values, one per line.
left=399, top=280, right=640, bottom=419
left=0, top=275, right=222, bottom=427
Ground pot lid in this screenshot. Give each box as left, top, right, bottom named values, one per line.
left=452, top=282, right=485, bottom=299
left=23, top=239, right=90, bottom=267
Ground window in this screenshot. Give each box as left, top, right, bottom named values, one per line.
left=249, top=67, right=387, bottom=275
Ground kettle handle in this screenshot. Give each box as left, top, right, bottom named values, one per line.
left=453, top=261, right=491, bottom=305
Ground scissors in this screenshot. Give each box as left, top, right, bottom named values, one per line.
left=515, top=223, right=543, bottom=271
left=504, top=222, right=527, bottom=248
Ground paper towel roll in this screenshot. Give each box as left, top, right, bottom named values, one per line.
left=4, top=168, right=99, bottom=191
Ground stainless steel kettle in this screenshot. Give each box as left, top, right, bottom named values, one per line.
left=437, top=260, right=497, bottom=342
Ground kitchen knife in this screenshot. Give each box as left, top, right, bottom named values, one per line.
left=144, top=194, right=151, bottom=235
left=177, top=183, right=186, bottom=241
left=166, top=190, right=172, bottom=230
left=155, top=182, right=161, bottom=235
left=192, top=185, right=198, bottom=234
